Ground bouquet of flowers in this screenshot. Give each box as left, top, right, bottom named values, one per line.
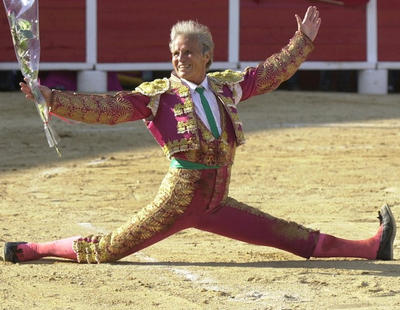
left=3, top=0, right=60, bottom=155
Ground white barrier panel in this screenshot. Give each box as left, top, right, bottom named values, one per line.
left=77, top=70, right=107, bottom=93
left=358, top=69, right=388, bottom=95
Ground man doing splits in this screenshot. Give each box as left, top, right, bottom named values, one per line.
left=4, top=6, right=396, bottom=264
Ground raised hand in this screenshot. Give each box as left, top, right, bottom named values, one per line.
left=295, top=6, right=321, bottom=42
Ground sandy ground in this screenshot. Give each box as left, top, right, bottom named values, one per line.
left=0, top=90, right=400, bottom=310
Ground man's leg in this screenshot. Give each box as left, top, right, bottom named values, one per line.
left=4, top=168, right=203, bottom=263
left=194, top=197, right=320, bottom=259
left=194, top=198, right=396, bottom=260
left=4, top=237, right=79, bottom=263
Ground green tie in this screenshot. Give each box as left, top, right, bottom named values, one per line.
left=195, top=86, right=220, bottom=138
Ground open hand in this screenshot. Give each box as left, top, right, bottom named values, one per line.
left=295, top=6, right=321, bottom=41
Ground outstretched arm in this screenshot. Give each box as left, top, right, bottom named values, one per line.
left=19, top=80, right=152, bottom=125
left=239, top=6, right=322, bottom=100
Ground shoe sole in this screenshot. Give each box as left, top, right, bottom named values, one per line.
left=381, top=204, right=397, bottom=260
left=3, top=242, right=27, bottom=263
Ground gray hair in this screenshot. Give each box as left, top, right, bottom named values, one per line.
left=169, top=20, right=214, bottom=70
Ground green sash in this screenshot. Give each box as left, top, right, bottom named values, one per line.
left=170, top=158, right=220, bottom=170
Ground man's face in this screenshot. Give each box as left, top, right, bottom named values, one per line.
left=171, top=35, right=210, bottom=85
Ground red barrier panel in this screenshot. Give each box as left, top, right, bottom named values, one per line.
left=1, top=0, right=399, bottom=64
left=240, top=0, right=366, bottom=61
left=97, top=0, right=229, bottom=63
left=0, top=0, right=85, bottom=62
left=378, top=0, right=400, bottom=61
left=0, top=3, right=14, bottom=61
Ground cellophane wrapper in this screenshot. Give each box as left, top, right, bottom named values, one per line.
left=3, top=0, right=60, bottom=154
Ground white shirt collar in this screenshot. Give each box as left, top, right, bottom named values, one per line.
left=181, top=77, right=210, bottom=93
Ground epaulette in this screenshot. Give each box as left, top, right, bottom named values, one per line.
left=207, top=69, right=244, bottom=85
left=135, top=78, right=170, bottom=96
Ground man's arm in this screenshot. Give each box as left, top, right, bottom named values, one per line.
left=19, top=80, right=152, bottom=125
left=239, top=6, right=321, bottom=100
left=49, top=90, right=152, bottom=125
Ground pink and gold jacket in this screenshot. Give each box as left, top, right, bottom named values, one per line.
left=49, top=31, right=313, bottom=165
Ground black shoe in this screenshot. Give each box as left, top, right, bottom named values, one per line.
left=376, top=205, right=396, bottom=260
left=3, top=242, right=27, bottom=263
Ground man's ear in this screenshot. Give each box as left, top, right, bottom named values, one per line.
left=203, top=51, right=211, bottom=63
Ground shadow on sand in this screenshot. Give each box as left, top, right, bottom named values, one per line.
left=1, top=90, right=400, bottom=172
left=8, top=257, right=400, bottom=277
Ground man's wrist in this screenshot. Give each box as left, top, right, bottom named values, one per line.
left=48, top=89, right=56, bottom=109
left=299, top=30, right=313, bottom=43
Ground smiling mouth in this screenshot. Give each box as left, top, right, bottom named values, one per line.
left=178, top=64, right=191, bottom=71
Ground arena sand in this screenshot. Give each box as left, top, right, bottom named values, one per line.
left=0, top=90, right=399, bottom=309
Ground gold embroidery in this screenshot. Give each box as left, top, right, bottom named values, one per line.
left=173, top=98, right=193, bottom=116
left=201, top=129, right=214, bottom=143
left=177, top=118, right=196, bottom=134
left=224, top=197, right=269, bottom=217
left=135, top=78, right=170, bottom=96
left=169, top=76, right=190, bottom=97
left=227, top=109, right=239, bottom=122
left=219, top=131, right=230, bottom=156
left=221, top=101, right=245, bottom=146
left=177, top=86, right=190, bottom=97
left=51, top=90, right=137, bottom=125
left=217, top=95, right=234, bottom=106
left=208, top=70, right=245, bottom=85
left=162, top=137, right=200, bottom=159
left=208, top=80, right=224, bottom=95
left=173, top=103, right=185, bottom=116
left=255, top=31, right=313, bottom=95
left=147, top=95, right=160, bottom=117
left=163, top=75, right=244, bottom=158
left=171, top=83, right=197, bottom=137
left=212, top=91, right=245, bottom=146
left=73, top=168, right=202, bottom=263
left=179, top=100, right=236, bottom=167
left=235, top=128, right=245, bottom=144
left=223, top=197, right=316, bottom=241
left=231, top=84, right=239, bottom=102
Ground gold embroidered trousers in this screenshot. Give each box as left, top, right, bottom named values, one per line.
left=73, top=166, right=319, bottom=263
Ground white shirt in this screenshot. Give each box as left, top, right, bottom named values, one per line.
left=181, top=77, right=221, bottom=135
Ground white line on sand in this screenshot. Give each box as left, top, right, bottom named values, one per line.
left=76, top=222, right=274, bottom=305
left=87, top=158, right=109, bottom=166
left=270, top=122, right=400, bottom=129
left=40, top=167, right=69, bottom=177
left=77, top=222, right=224, bottom=289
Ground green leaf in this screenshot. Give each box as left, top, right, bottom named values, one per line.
left=21, top=62, right=32, bottom=76
left=17, top=19, right=32, bottom=31
left=17, top=45, right=29, bottom=57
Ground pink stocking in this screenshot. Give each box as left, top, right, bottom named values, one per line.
left=14, top=236, right=79, bottom=262
left=312, top=227, right=382, bottom=259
